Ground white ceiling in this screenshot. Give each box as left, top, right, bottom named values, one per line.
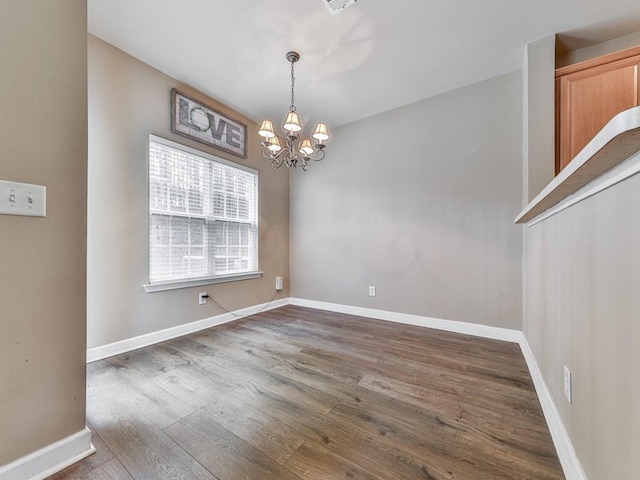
left=88, top=0, right=640, bottom=130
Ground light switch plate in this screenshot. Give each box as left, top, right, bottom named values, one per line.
left=0, top=180, right=46, bottom=217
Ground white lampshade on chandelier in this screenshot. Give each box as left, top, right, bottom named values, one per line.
left=258, top=51, right=330, bottom=171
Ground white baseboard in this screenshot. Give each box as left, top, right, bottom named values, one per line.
left=86, top=298, right=289, bottom=363
left=289, top=297, right=522, bottom=343
left=0, top=427, right=94, bottom=480
left=519, top=336, right=588, bottom=480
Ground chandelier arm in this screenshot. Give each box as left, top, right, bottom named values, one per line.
left=261, top=146, right=276, bottom=158
left=270, top=151, right=286, bottom=169
left=308, top=149, right=326, bottom=162
left=285, top=134, right=298, bottom=152
left=262, top=146, right=290, bottom=170
left=262, top=146, right=286, bottom=159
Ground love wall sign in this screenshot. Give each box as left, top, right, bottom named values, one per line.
left=171, top=89, right=247, bottom=158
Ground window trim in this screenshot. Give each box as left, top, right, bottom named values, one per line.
left=144, top=134, right=260, bottom=292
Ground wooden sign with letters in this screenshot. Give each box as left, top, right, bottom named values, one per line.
left=171, top=88, right=247, bottom=158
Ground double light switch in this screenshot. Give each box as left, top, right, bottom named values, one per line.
left=0, top=180, right=46, bottom=217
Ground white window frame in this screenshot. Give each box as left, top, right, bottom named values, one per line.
left=143, top=134, right=261, bottom=293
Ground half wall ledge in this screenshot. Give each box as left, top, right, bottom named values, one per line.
left=516, top=106, right=640, bottom=224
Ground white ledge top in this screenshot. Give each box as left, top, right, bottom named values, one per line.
left=516, top=106, right=640, bottom=224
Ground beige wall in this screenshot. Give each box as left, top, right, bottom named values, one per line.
left=0, top=0, right=87, bottom=465
left=87, top=35, right=289, bottom=348
left=290, top=72, right=523, bottom=330
left=523, top=33, right=640, bottom=479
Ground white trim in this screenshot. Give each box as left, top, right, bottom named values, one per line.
left=143, top=271, right=263, bottom=293
left=147, top=134, right=260, bottom=292
left=0, top=427, right=94, bottom=480
left=526, top=150, right=640, bottom=227
left=519, top=336, right=588, bottom=480
left=289, top=298, right=522, bottom=343
left=86, top=298, right=288, bottom=363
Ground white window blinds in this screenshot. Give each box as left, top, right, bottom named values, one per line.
left=148, top=136, right=258, bottom=284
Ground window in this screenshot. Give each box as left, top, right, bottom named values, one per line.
left=146, top=135, right=259, bottom=290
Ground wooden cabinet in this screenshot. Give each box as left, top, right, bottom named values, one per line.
left=556, top=48, right=640, bottom=173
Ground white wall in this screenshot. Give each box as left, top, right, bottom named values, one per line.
left=87, top=36, right=290, bottom=348
left=290, top=72, right=523, bottom=330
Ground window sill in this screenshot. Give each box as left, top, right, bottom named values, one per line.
left=143, top=271, right=263, bottom=293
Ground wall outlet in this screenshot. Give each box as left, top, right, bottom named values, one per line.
left=564, top=365, right=572, bottom=403
left=275, top=276, right=283, bottom=291
left=198, top=292, right=208, bottom=305
left=368, top=286, right=376, bottom=297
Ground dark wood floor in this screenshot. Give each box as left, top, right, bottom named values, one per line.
left=50, top=305, right=565, bottom=480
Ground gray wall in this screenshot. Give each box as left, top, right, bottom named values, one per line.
left=524, top=175, right=640, bottom=479
left=523, top=34, right=640, bottom=480
left=290, top=72, right=523, bottom=330
left=87, top=36, right=289, bottom=348
left=0, top=1, right=87, bottom=465
left=557, top=29, right=640, bottom=67
left=523, top=36, right=556, bottom=203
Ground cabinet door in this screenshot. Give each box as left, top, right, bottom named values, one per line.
left=558, top=55, right=640, bottom=171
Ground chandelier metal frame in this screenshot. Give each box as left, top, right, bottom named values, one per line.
left=258, top=51, right=330, bottom=171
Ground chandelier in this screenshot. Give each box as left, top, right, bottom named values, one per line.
left=258, top=51, right=330, bottom=171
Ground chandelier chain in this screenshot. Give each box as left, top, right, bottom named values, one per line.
left=290, top=58, right=296, bottom=112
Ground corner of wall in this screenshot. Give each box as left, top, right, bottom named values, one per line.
left=524, top=35, right=556, bottom=203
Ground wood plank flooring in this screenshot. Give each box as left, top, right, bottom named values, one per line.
left=49, top=305, right=565, bottom=480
